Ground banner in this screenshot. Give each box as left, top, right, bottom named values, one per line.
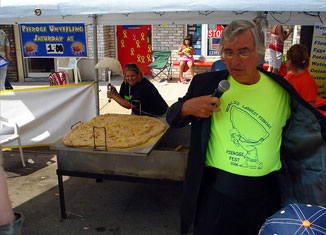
left=207, top=25, right=223, bottom=56
left=309, top=24, right=326, bottom=98
left=117, top=25, right=152, bottom=75
left=20, top=23, right=88, bottom=58
left=0, top=83, right=96, bottom=147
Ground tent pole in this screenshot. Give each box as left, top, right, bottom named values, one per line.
left=92, top=14, right=100, bottom=116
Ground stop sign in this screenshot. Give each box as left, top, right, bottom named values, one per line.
left=208, top=25, right=224, bottom=38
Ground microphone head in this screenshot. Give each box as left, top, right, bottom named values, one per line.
left=218, top=80, right=230, bottom=93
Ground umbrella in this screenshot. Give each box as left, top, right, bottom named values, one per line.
left=95, top=57, right=123, bottom=103
left=95, top=57, right=123, bottom=75
left=259, top=203, right=326, bottom=235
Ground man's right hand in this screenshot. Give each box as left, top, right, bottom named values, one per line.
left=181, top=95, right=221, bottom=118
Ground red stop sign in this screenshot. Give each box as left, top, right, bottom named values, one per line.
left=208, top=25, right=224, bottom=38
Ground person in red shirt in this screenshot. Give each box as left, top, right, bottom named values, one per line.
left=285, top=44, right=317, bottom=107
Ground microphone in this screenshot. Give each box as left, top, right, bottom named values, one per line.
left=196, top=80, right=230, bottom=121
left=212, top=80, right=230, bottom=98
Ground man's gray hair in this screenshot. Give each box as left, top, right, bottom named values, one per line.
left=219, top=20, right=265, bottom=56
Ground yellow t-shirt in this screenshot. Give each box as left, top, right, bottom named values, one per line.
left=206, top=72, right=291, bottom=176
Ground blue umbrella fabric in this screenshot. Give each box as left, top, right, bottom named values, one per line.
left=259, top=203, right=326, bottom=235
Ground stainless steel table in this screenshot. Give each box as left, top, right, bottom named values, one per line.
left=51, top=125, right=190, bottom=233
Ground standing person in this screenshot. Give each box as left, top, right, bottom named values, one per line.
left=285, top=44, right=317, bottom=107
left=178, top=36, right=196, bottom=84
left=268, top=25, right=293, bottom=74
left=166, top=20, right=326, bottom=235
left=107, top=63, right=168, bottom=117
left=0, top=165, right=14, bottom=228
left=0, top=29, right=12, bottom=91
left=0, top=165, right=24, bottom=234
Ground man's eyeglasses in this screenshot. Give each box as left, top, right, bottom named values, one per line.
left=222, top=48, right=255, bottom=59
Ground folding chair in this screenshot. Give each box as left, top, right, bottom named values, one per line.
left=147, top=51, right=172, bottom=80
left=57, top=58, right=81, bottom=83
left=48, top=72, right=69, bottom=86
left=0, top=116, right=25, bottom=167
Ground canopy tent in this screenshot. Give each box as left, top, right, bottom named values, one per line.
left=0, top=0, right=325, bottom=25
left=1, top=0, right=325, bottom=115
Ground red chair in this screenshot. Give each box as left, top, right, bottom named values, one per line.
left=48, top=72, right=69, bottom=86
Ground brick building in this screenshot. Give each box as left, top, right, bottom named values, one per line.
left=101, top=24, right=300, bottom=80
left=0, top=25, right=18, bottom=82
left=0, top=23, right=300, bottom=83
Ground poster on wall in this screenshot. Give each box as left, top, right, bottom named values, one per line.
left=187, top=24, right=201, bottom=55
left=207, top=25, right=224, bottom=56
left=20, top=23, right=87, bottom=58
left=117, top=25, right=152, bottom=75
left=309, top=24, right=326, bottom=97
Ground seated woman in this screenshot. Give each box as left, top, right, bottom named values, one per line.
left=107, top=63, right=168, bottom=117
left=285, top=44, right=318, bottom=107
left=178, top=36, right=196, bottom=84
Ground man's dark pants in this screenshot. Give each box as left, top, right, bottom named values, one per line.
left=194, top=167, right=281, bottom=235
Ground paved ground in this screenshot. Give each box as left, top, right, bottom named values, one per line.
left=3, top=77, right=193, bottom=235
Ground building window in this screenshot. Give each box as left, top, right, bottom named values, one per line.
left=187, top=24, right=202, bottom=55
left=187, top=24, right=224, bottom=57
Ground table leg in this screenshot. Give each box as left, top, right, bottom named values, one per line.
left=56, top=170, right=67, bottom=219
left=180, top=218, right=189, bottom=234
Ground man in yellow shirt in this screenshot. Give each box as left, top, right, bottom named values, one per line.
left=167, top=20, right=326, bottom=235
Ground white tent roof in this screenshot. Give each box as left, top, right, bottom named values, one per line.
left=1, top=0, right=325, bottom=25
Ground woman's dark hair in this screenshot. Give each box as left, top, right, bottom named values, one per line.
left=286, top=44, right=310, bottom=69
left=183, top=36, right=193, bottom=46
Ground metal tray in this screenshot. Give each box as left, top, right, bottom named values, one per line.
left=51, top=117, right=168, bottom=156
left=51, top=131, right=164, bottom=156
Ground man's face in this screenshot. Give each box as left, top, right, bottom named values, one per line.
left=222, top=29, right=260, bottom=85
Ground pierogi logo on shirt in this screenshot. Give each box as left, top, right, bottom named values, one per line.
left=225, top=103, right=271, bottom=170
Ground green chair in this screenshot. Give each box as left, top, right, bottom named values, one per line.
left=147, top=51, right=172, bottom=80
